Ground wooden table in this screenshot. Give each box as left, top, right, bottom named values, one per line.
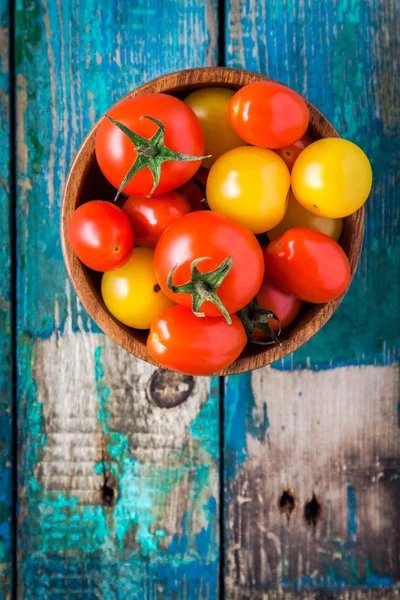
left=1, top=0, right=399, bottom=597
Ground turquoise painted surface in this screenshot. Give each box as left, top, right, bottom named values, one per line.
left=15, top=0, right=220, bottom=596
left=227, top=0, right=400, bottom=370
left=0, top=0, right=12, bottom=597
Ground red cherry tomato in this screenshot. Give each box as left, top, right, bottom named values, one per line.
left=228, top=81, right=309, bottom=149
left=274, top=133, right=313, bottom=172
left=68, top=201, right=134, bottom=272
left=122, top=191, right=192, bottom=248
left=147, top=305, right=247, bottom=375
left=154, top=211, right=264, bottom=318
left=95, top=94, right=205, bottom=197
left=178, top=167, right=209, bottom=211
left=264, top=228, right=351, bottom=303
left=254, top=271, right=302, bottom=339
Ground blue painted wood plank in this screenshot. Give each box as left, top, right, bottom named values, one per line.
left=15, top=0, right=219, bottom=597
left=224, top=0, right=400, bottom=596
left=0, top=0, right=13, bottom=597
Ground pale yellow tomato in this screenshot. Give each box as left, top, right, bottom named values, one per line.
left=206, top=146, right=291, bottom=234
left=291, top=138, right=372, bottom=218
left=267, top=190, right=343, bottom=241
left=184, top=88, right=245, bottom=169
left=101, top=247, right=174, bottom=329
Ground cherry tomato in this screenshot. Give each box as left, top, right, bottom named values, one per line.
left=68, top=201, right=134, bottom=272
left=254, top=271, right=302, bottom=339
left=264, top=228, right=351, bottom=303
left=206, top=146, right=290, bottom=233
left=291, top=138, right=372, bottom=218
left=147, top=305, right=247, bottom=375
left=267, top=190, right=343, bottom=242
left=95, top=93, right=205, bottom=197
left=184, top=88, right=245, bottom=169
left=274, top=133, right=313, bottom=171
left=101, top=247, right=174, bottom=329
left=122, top=191, right=191, bottom=248
left=178, top=167, right=209, bottom=211
left=228, top=81, right=309, bottom=149
left=154, top=211, right=264, bottom=318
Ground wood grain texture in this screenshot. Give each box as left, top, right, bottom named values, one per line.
left=61, top=66, right=364, bottom=376
left=224, top=0, right=400, bottom=596
left=15, top=0, right=219, bottom=597
left=0, top=1, right=12, bottom=597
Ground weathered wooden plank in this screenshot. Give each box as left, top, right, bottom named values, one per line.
left=15, top=0, right=219, bottom=597
left=224, top=0, right=400, bottom=596
left=0, top=1, right=13, bottom=597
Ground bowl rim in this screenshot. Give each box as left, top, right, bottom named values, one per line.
left=61, top=66, right=365, bottom=376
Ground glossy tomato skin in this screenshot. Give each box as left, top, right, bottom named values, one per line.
left=274, top=133, right=312, bottom=171
left=68, top=200, right=134, bottom=272
left=267, top=190, right=343, bottom=242
left=206, top=146, right=290, bottom=233
left=291, top=138, right=372, bottom=218
left=228, top=81, right=309, bottom=149
left=122, top=191, right=192, bottom=248
left=178, top=167, right=209, bottom=211
left=254, top=270, right=302, bottom=338
left=147, top=305, right=247, bottom=375
left=184, top=87, right=245, bottom=169
left=264, top=228, right=351, bottom=303
left=101, top=247, right=174, bottom=329
left=154, top=211, right=265, bottom=316
left=95, top=93, right=205, bottom=197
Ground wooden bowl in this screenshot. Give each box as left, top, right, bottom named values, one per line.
left=61, top=67, right=364, bottom=375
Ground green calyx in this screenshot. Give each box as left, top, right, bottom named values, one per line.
left=167, top=256, right=233, bottom=324
left=107, top=115, right=210, bottom=199
left=238, top=298, right=282, bottom=346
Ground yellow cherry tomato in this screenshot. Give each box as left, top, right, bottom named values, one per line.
left=184, top=88, right=245, bottom=169
left=101, top=247, right=174, bottom=329
left=291, top=138, right=372, bottom=218
left=206, top=146, right=291, bottom=234
left=267, top=190, right=343, bottom=241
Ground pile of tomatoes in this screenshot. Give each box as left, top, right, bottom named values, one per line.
left=68, top=80, right=372, bottom=375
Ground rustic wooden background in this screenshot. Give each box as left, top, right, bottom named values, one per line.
left=0, top=0, right=399, bottom=598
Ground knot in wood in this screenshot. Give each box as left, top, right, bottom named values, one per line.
left=147, top=369, right=195, bottom=408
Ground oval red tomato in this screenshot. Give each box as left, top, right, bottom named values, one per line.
left=178, top=167, right=209, bottom=211
left=123, top=191, right=192, bottom=248
left=154, top=211, right=264, bottom=319
left=68, top=200, right=134, bottom=272
left=274, top=133, right=313, bottom=171
left=147, top=305, right=247, bottom=375
left=95, top=93, right=205, bottom=197
left=228, top=81, right=309, bottom=149
left=254, top=271, right=302, bottom=338
left=264, top=228, right=351, bottom=303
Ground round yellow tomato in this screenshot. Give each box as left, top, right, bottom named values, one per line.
left=184, top=88, right=245, bottom=169
left=267, top=190, right=343, bottom=241
left=291, top=138, right=372, bottom=218
left=206, top=146, right=291, bottom=234
left=101, top=247, right=174, bottom=329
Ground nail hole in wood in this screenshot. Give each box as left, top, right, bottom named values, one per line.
left=147, top=369, right=195, bottom=408
left=279, top=489, right=296, bottom=520
left=304, top=493, right=322, bottom=526
left=101, top=476, right=116, bottom=507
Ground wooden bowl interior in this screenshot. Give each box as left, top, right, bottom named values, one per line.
left=61, top=68, right=364, bottom=375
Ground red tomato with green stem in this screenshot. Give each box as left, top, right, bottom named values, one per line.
left=154, top=211, right=264, bottom=322
left=253, top=271, right=302, bottom=339
left=147, top=305, right=247, bottom=375
left=264, top=228, right=351, bottom=303
left=228, top=81, right=309, bottom=149
left=95, top=93, right=206, bottom=198
left=68, top=201, right=134, bottom=272
left=122, top=191, right=192, bottom=248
